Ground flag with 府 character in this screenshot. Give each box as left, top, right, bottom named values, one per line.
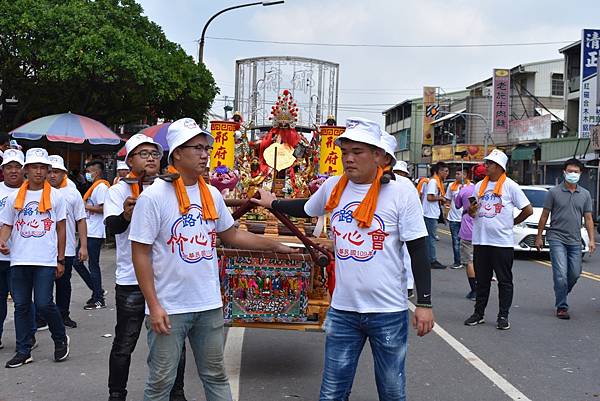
left=319, top=126, right=344, bottom=175
left=210, top=121, right=236, bottom=169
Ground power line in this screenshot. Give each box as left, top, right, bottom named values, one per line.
left=206, top=36, right=574, bottom=49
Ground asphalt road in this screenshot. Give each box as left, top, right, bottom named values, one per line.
left=1, top=225, right=599, bottom=401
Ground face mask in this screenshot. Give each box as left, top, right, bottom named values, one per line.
left=85, top=172, right=94, bottom=182
left=564, top=172, right=580, bottom=184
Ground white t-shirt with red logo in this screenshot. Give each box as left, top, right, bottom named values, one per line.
left=0, top=182, right=20, bottom=262
left=85, top=182, right=109, bottom=239
left=0, top=187, right=66, bottom=267
left=128, top=178, right=234, bottom=315
left=59, top=185, right=87, bottom=257
left=472, top=177, right=530, bottom=247
left=304, top=175, right=427, bottom=313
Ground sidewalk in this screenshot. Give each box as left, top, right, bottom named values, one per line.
left=0, top=247, right=207, bottom=401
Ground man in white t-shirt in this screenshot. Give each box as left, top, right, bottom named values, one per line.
left=129, top=118, right=295, bottom=401
left=393, top=160, right=416, bottom=297
left=47, top=155, right=88, bottom=329
left=0, top=148, right=70, bottom=368
left=464, top=149, right=533, bottom=330
left=254, top=117, right=434, bottom=400
left=422, top=162, right=449, bottom=269
left=104, top=134, right=187, bottom=401
left=0, top=149, right=26, bottom=350
left=445, top=168, right=469, bottom=269
left=74, top=160, right=110, bottom=309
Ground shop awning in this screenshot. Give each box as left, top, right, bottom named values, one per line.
left=535, top=107, right=564, bottom=122
left=511, top=145, right=538, bottom=161
left=432, top=108, right=466, bottom=125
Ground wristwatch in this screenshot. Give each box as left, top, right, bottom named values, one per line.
left=57, top=259, right=65, bottom=265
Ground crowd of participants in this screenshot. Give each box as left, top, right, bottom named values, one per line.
left=0, top=115, right=595, bottom=401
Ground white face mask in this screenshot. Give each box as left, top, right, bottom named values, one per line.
left=564, top=171, right=580, bottom=184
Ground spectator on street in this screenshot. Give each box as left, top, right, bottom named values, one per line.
left=454, top=164, right=485, bottom=300
left=464, top=149, right=533, bottom=330
left=445, top=167, right=470, bottom=269
left=74, top=160, right=110, bottom=310
left=112, top=161, right=129, bottom=185
left=129, top=118, right=294, bottom=401
left=47, top=155, right=88, bottom=329
left=0, top=148, right=70, bottom=368
left=535, top=158, right=596, bottom=319
left=422, top=161, right=450, bottom=269
left=254, top=117, right=434, bottom=401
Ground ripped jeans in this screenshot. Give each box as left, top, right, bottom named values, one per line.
left=319, top=307, right=409, bottom=401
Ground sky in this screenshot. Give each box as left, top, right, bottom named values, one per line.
left=137, top=0, right=599, bottom=126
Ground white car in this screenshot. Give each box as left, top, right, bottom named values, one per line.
left=513, top=185, right=590, bottom=253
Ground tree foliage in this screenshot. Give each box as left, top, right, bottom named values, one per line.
left=0, top=0, right=219, bottom=130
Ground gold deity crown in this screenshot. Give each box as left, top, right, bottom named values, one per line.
left=269, top=89, right=298, bottom=129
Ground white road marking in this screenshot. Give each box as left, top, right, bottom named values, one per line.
left=224, top=327, right=245, bottom=401
left=409, top=303, right=532, bottom=401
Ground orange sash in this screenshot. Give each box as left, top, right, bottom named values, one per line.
left=478, top=173, right=506, bottom=198
left=125, top=172, right=141, bottom=198
left=167, top=165, right=218, bottom=219
left=450, top=179, right=471, bottom=192
left=14, top=180, right=52, bottom=212
left=416, top=177, right=429, bottom=195
left=59, top=175, right=68, bottom=189
left=434, top=174, right=446, bottom=197
left=324, top=167, right=383, bottom=229
left=83, top=180, right=110, bottom=202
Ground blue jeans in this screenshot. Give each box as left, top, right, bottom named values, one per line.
left=73, top=237, right=104, bottom=302
left=548, top=240, right=582, bottom=310
left=319, top=308, right=409, bottom=401
left=424, top=217, right=438, bottom=263
left=0, top=261, right=10, bottom=340
left=448, top=221, right=462, bottom=266
left=55, top=256, right=75, bottom=318
left=11, top=266, right=66, bottom=355
left=144, top=307, right=231, bottom=401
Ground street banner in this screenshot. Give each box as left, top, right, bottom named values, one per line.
left=492, top=68, right=510, bottom=134
left=591, top=125, right=600, bottom=150
left=432, top=144, right=495, bottom=162
left=509, top=114, right=552, bottom=142
left=422, top=86, right=436, bottom=145
left=210, top=121, right=236, bottom=169
left=319, top=126, right=344, bottom=175
left=579, top=29, right=600, bottom=139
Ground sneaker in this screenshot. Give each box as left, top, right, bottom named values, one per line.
left=85, top=297, right=93, bottom=306
left=556, top=308, right=570, bottom=320
left=30, top=336, right=38, bottom=350
left=103, top=289, right=108, bottom=296
left=407, top=289, right=414, bottom=298
left=108, top=392, right=126, bottom=401
left=465, top=290, right=476, bottom=301
left=84, top=300, right=106, bottom=310
left=430, top=261, right=447, bottom=270
left=6, top=353, right=33, bottom=368
left=496, top=317, right=510, bottom=330
left=0, top=340, right=3, bottom=350
left=36, top=319, right=49, bottom=331
left=63, top=316, right=78, bottom=328
left=464, top=313, right=484, bottom=326
left=450, top=263, right=463, bottom=269
left=54, top=335, right=70, bottom=362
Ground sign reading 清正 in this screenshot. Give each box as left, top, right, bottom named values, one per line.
left=209, top=121, right=236, bottom=169
left=422, top=86, right=437, bottom=146
left=319, top=126, right=344, bottom=175
left=579, top=29, right=600, bottom=139
left=492, top=69, right=511, bottom=134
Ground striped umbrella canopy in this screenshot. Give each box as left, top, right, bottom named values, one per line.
left=10, top=112, right=121, bottom=145
left=117, top=123, right=171, bottom=157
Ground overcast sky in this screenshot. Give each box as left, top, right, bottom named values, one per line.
left=138, top=0, right=599, bottom=125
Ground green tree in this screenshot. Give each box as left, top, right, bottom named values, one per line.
left=0, top=0, right=218, bottom=130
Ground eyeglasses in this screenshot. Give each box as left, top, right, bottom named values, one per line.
left=131, top=150, right=162, bottom=159
left=178, top=144, right=213, bottom=154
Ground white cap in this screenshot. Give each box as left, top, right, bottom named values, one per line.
left=24, top=148, right=51, bottom=166
left=484, top=149, right=508, bottom=171
left=380, top=131, right=397, bottom=162
left=1, top=148, right=25, bottom=167
left=48, top=155, right=68, bottom=172
left=125, top=133, right=164, bottom=162
left=393, top=160, right=409, bottom=174
left=116, top=160, right=129, bottom=171
left=335, top=117, right=385, bottom=151
left=167, top=118, right=214, bottom=163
